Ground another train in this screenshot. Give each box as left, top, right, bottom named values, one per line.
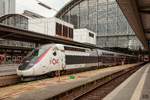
left=143, top=55, right=149, bottom=62
left=0, top=54, right=23, bottom=64
left=17, top=44, right=138, bottom=77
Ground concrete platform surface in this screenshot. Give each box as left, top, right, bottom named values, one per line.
left=0, top=64, right=18, bottom=76
left=104, top=63, right=150, bottom=100
left=0, top=63, right=142, bottom=100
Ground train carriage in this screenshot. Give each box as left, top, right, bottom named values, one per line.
left=64, top=45, right=98, bottom=70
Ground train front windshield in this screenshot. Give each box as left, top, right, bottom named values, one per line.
left=26, top=48, right=47, bottom=63
left=18, top=45, right=50, bottom=70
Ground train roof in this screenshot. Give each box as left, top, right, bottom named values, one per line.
left=40, top=44, right=136, bottom=57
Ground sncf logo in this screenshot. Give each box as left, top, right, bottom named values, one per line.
left=50, top=58, right=59, bottom=65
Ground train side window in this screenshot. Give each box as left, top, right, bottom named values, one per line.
left=53, top=51, right=57, bottom=56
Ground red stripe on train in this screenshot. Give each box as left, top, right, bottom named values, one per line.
left=35, top=48, right=51, bottom=64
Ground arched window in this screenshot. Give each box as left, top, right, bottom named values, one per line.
left=0, top=14, right=28, bottom=30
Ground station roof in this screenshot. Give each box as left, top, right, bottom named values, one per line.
left=0, top=45, right=32, bottom=51
left=56, top=0, right=81, bottom=17
left=0, top=24, right=96, bottom=49
left=0, top=14, right=28, bottom=22
left=116, top=0, right=150, bottom=50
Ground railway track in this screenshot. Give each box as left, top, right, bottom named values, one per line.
left=0, top=75, right=20, bottom=87
left=0, top=65, right=124, bottom=87
left=0, top=63, right=144, bottom=88
left=50, top=63, right=144, bottom=100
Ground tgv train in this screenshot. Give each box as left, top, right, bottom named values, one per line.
left=17, top=44, right=138, bottom=77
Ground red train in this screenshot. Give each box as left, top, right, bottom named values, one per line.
left=0, top=54, right=23, bottom=64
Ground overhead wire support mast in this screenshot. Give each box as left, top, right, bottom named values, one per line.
left=36, top=0, right=58, bottom=12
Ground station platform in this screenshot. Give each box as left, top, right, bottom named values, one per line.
left=0, top=63, right=142, bottom=100
left=0, top=64, right=18, bottom=76
left=104, top=63, right=150, bottom=100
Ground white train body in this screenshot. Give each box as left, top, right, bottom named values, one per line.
left=17, top=44, right=138, bottom=77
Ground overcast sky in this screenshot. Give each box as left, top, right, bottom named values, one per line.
left=16, top=0, right=71, bottom=17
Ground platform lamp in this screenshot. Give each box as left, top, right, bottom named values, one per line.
left=36, top=0, right=58, bottom=12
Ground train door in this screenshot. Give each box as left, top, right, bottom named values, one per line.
left=60, top=50, right=65, bottom=70
left=97, top=50, right=103, bottom=67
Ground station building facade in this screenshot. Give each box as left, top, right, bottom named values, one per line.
left=0, top=14, right=35, bottom=64
left=0, top=14, right=35, bottom=47
left=56, top=0, right=143, bottom=50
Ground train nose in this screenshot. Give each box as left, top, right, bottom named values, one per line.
left=17, top=68, right=34, bottom=76
left=18, top=62, right=34, bottom=70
